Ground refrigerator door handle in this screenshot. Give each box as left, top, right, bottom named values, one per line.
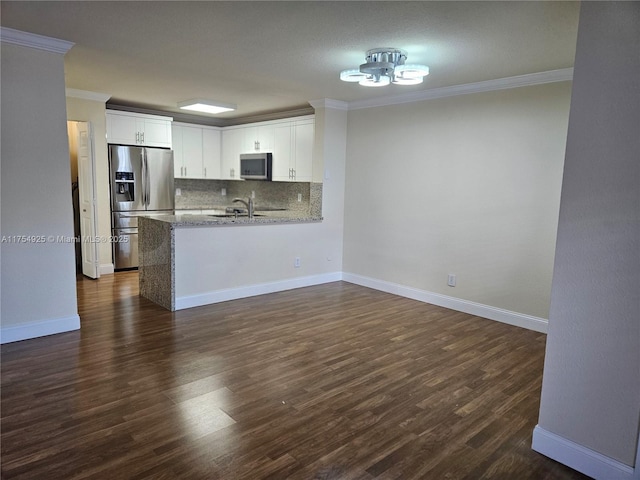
left=145, top=150, right=151, bottom=207
left=143, top=148, right=151, bottom=207
left=140, top=149, right=148, bottom=207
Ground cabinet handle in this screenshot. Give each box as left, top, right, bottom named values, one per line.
left=204, top=168, right=207, bottom=177
left=185, top=166, right=187, bottom=176
left=230, top=168, right=235, bottom=178
left=136, top=132, right=139, bottom=144
left=141, top=132, right=145, bottom=144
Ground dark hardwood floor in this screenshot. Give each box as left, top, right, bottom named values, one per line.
left=1, top=272, right=588, bottom=479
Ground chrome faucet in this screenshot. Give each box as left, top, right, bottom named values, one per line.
left=232, top=197, right=254, bottom=219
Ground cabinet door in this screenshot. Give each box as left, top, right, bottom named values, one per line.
left=181, top=126, right=203, bottom=178
left=293, top=121, right=314, bottom=182
left=240, top=126, right=259, bottom=152
left=172, top=125, right=184, bottom=177
left=272, top=124, right=293, bottom=181
left=221, top=128, right=243, bottom=179
left=107, top=113, right=138, bottom=145
left=107, top=112, right=172, bottom=147
left=202, top=129, right=221, bottom=179
left=256, top=124, right=275, bottom=152
left=142, top=118, right=172, bottom=148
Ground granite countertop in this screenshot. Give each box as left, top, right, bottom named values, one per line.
left=143, top=210, right=322, bottom=227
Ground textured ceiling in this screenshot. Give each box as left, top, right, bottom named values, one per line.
left=1, top=1, right=580, bottom=122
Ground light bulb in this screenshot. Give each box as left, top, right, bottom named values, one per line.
left=359, top=75, right=391, bottom=87
left=340, top=69, right=367, bottom=82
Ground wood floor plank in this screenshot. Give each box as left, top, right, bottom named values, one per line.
left=1, top=272, right=589, bottom=479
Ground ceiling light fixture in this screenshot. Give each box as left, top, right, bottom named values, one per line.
left=340, top=48, right=429, bottom=87
left=178, top=99, right=236, bottom=114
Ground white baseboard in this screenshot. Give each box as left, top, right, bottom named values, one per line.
left=99, top=263, right=114, bottom=275
left=176, top=271, right=548, bottom=333
left=175, top=272, right=343, bottom=311
left=0, top=314, right=81, bottom=344
left=532, top=425, right=634, bottom=480
left=342, top=272, right=548, bottom=333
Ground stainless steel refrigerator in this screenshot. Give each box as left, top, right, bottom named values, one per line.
left=109, top=145, right=174, bottom=270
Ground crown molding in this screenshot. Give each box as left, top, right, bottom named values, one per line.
left=224, top=106, right=315, bottom=126
left=0, top=27, right=74, bottom=54
left=309, top=99, right=349, bottom=111
left=348, top=68, right=574, bottom=111
left=106, top=101, right=313, bottom=127
left=66, top=88, right=111, bottom=103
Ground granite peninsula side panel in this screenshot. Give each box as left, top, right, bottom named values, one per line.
left=139, top=216, right=174, bottom=311
left=310, top=183, right=323, bottom=219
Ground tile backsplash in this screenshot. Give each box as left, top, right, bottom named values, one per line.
left=175, top=178, right=322, bottom=217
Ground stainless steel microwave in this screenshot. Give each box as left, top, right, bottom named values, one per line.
left=240, top=153, right=272, bottom=180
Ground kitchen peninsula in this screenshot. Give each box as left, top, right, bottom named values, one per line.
left=138, top=208, right=323, bottom=311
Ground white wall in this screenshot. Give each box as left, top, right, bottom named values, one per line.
left=534, top=2, right=640, bottom=476
left=343, top=82, right=571, bottom=324
left=313, top=103, right=348, bottom=261
left=66, top=96, right=113, bottom=273
left=1, top=42, right=80, bottom=342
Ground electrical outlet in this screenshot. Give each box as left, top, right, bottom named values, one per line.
left=447, top=274, right=456, bottom=287
left=175, top=188, right=181, bottom=196
left=251, top=191, right=255, bottom=199
left=294, top=257, right=301, bottom=268
left=221, top=188, right=226, bottom=196
left=297, top=193, right=302, bottom=202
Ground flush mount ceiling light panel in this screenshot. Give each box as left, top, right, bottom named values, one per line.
left=178, top=99, right=236, bottom=114
left=340, top=48, right=429, bottom=87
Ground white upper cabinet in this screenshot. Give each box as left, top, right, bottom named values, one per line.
left=106, top=111, right=172, bottom=148
left=271, top=124, right=293, bottom=181
left=220, top=125, right=274, bottom=179
left=271, top=117, right=314, bottom=182
left=202, top=128, right=221, bottom=179
left=221, top=115, right=314, bottom=182
left=237, top=124, right=275, bottom=153
left=172, top=124, right=184, bottom=177
left=255, top=125, right=275, bottom=153
left=221, top=128, right=243, bottom=179
left=173, top=123, right=221, bottom=179
left=291, top=119, right=314, bottom=182
left=179, top=125, right=203, bottom=178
